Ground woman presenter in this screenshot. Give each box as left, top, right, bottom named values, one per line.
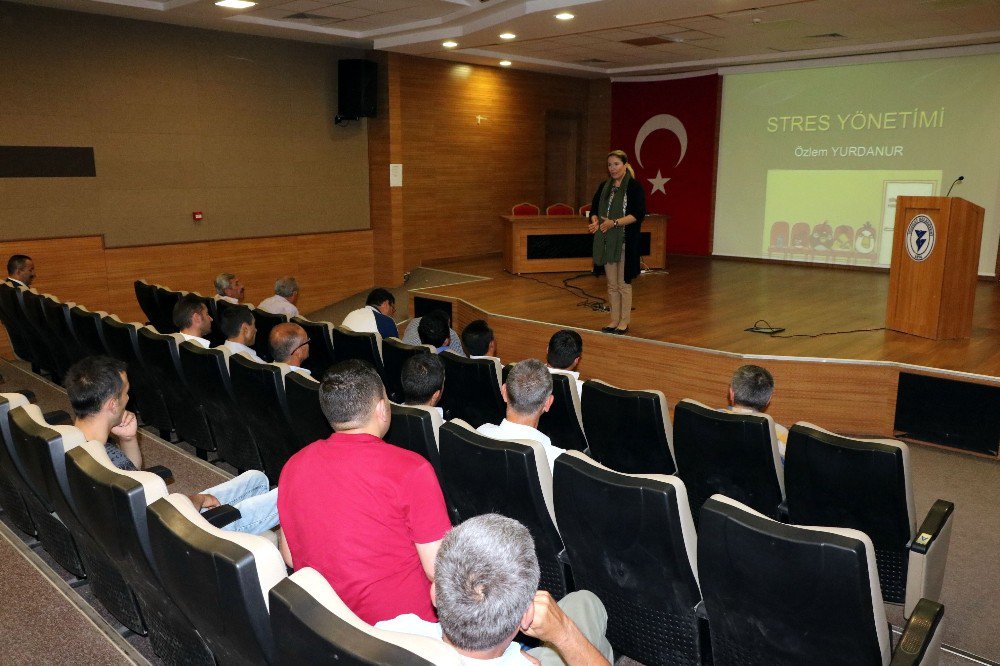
left=588, top=149, right=646, bottom=335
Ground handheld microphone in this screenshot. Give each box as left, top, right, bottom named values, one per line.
left=945, top=175, right=964, bottom=197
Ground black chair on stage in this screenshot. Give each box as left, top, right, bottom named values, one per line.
left=179, top=342, right=265, bottom=474
left=8, top=404, right=146, bottom=633
left=438, top=420, right=567, bottom=596
left=229, top=355, right=301, bottom=484
left=147, top=493, right=287, bottom=665
left=291, top=316, right=338, bottom=378
left=438, top=352, right=504, bottom=428
left=381, top=338, right=430, bottom=403
left=153, top=285, right=183, bottom=333
left=553, top=451, right=704, bottom=666
left=137, top=327, right=216, bottom=458
left=0, top=393, right=39, bottom=539
left=784, top=423, right=955, bottom=617
left=284, top=371, right=332, bottom=450
left=269, top=568, right=463, bottom=666
left=70, top=304, right=111, bottom=357
left=698, top=494, right=945, bottom=665
left=134, top=279, right=161, bottom=326
left=101, top=315, right=174, bottom=439
left=538, top=372, right=588, bottom=453
left=581, top=379, right=676, bottom=474
left=0, top=283, right=37, bottom=366
left=672, top=398, right=785, bottom=525
left=65, top=441, right=217, bottom=665
left=331, top=326, right=385, bottom=379
left=251, top=308, right=288, bottom=363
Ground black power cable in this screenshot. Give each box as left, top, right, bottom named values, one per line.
left=503, top=270, right=609, bottom=311
left=746, top=318, right=886, bottom=339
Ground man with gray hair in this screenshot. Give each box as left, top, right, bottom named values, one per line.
left=378, top=513, right=612, bottom=665
left=727, top=363, right=788, bottom=461
left=477, top=359, right=565, bottom=474
left=213, top=272, right=245, bottom=304
left=257, top=276, right=300, bottom=318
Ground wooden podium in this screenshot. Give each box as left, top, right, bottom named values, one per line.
left=886, top=196, right=985, bottom=339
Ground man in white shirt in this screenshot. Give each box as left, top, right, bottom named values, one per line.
left=5, top=254, right=35, bottom=287
left=401, top=353, right=445, bottom=419
left=213, top=272, right=244, bottom=304
left=477, top=359, right=565, bottom=474
left=545, top=329, right=585, bottom=399
left=218, top=305, right=263, bottom=362
left=341, top=287, right=399, bottom=339
left=377, top=513, right=613, bottom=666
left=257, top=276, right=300, bottom=318
left=174, top=294, right=212, bottom=348
left=270, top=322, right=311, bottom=376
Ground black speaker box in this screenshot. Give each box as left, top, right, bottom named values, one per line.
left=338, top=59, right=377, bottom=120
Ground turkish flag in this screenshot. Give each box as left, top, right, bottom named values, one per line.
left=611, top=75, right=721, bottom=255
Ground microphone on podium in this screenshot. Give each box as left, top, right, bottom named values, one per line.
left=945, top=175, right=964, bottom=197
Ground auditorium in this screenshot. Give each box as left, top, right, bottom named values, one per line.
left=0, top=0, right=998, bottom=663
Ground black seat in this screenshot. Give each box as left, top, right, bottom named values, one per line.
left=229, top=355, right=301, bottom=484
left=581, top=379, right=676, bottom=474
left=269, top=567, right=463, bottom=666
left=784, top=423, right=955, bottom=616
left=134, top=279, right=160, bottom=326
left=153, top=286, right=183, bottom=333
left=331, top=326, right=384, bottom=379
left=19, top=289, right=62, bottom=379
left=673, top=398, right=785, bottom=524
left=251, top=308, right=288, bottom=363
left=553, top=451, right=703, bottom=666
left=137, top=327, right=216, bottom=457
left=291, top=316, right=337, bottom=378
left=438, top=352, right=504, bottom=428
left=699, top=494, right=945, bottom=665
left=8, top=405, right=145, bottom=632
left=284, top=371, right=332, bottom=450
left=70, top=304, right=111, bottom=357
left=537, top=372, right=588, bottom=452
left=380, top=338, right=430, bottom=403
left=385, top=403, right=443, bottom=476
left=438, top=420, right=567, bottom=597
left=101, top=316, right=174, bottom=439
left=0, top=282, right=36, bottom=364
left=179, top=342, right=265, bottom=473
left=40, top=294, right=86, bottom=371
left=0, top=393, right=39, bottom=538
left=65, top=441, right=216, bottom=664
left=147, top=493, right=286, bottom=665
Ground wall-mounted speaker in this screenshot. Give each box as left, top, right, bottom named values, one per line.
left=337, top=59, right=377, bottom=122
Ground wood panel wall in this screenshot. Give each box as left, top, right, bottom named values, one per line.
left=0, top=231, right=374, bottom=357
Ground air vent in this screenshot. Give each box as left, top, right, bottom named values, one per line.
left=622, top=36, right=669, bottom=46
left=576, top=58, right=610, bottom=64
left=806, top=32, right=847, bottom=38
left=285, top=12, right=329, bottom=20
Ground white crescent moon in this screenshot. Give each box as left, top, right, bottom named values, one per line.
left=634, top=114, right=687, bottom=168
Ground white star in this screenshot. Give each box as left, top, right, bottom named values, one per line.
left=648, top=170, right=669, bottom=195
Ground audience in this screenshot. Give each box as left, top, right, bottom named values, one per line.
left=401, top=354, right=445, bottom=418
left=341, top=287, right=399, bottom=339
left=270, top=322, right=311, bottom=375
left=277, top=359, right=452, bottom=624
left=377, top=514, right=613, bottom=665
left=66, top=356, right=278, bottom=535
left=417, top=311, right=451, bottom=353
left=218, top=305, right=262, bottom=362
left=477, top=359, right=565, bottom=474
left=727, top=364, right=788, bottom=461
left=402, top=311, right=465, bottom=356
left=546, top=329, right=585, bottom=398
left=4, top=254, right=35, bottom=288
left=258, top=276, right=300, bottom=318
left=214, top=272, right=245, bottom=304
left=462, top=319, right=497, bottom=359
left=174, top=294, right=212, bottom=348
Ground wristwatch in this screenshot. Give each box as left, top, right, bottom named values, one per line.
left=613, top=219, right=619, bottom=227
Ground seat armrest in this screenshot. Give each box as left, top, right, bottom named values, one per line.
left=43, top=409, right=72, bottom=426
left=776, top=500, right=789, bottom=522
left=889, top=598, right=944, bottom=666
left=694, top=600, right=708, bottom=621
left=904, top=500, right=954, bottom=617
left=14, top=389, right=37, bottom=403
left=142, top=465, right=174, bottom=483
left=202, top=504, right=242, bottom=528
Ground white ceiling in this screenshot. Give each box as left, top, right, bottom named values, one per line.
left=12, top=0, right=1000, bottom=77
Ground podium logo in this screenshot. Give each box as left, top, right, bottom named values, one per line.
left=905, top=214, right=935, bottom=262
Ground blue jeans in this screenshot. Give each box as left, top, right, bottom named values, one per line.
left=202, top=470, right=279, bottom=535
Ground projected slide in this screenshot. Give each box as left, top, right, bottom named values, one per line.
left=714, top=53, right=1000, bottom=274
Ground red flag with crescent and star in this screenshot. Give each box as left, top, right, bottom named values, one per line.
left=610, top=74, right=721, bottom=255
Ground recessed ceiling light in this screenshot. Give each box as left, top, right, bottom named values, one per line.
left=499, top=32, right=516, bottom=40
left=215, top=0, right=256, bottom=8
left=442, top=41, right=458, bottom=48
left=499, top=60, right=512, bottom=67
left=555, top=12, right=574, bottom=20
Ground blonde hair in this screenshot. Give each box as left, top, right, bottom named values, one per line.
left=608, top=150, right=635, bottom=178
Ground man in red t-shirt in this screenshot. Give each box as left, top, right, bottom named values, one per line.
left=278, top=359, right=452, bottom=625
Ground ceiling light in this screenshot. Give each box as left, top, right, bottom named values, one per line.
left=442, top=41, right=458, bottom=48
left=499, top=60, right=512, bottom=67
left=555, top=12, right=574, bottom=20
left=499, top=32, right=516, bottom=40
left=215, top=0, right=256, bottom=8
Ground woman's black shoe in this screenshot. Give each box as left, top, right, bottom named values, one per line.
left=614, top=327, right=629, bottom=335
left=601, top=326, right=617, bottom=333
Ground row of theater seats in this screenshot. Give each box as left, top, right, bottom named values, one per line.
left=0, top=393, right=946, bottom=665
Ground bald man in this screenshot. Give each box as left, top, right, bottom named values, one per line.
left=270, top=322, right=311, bottom=376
